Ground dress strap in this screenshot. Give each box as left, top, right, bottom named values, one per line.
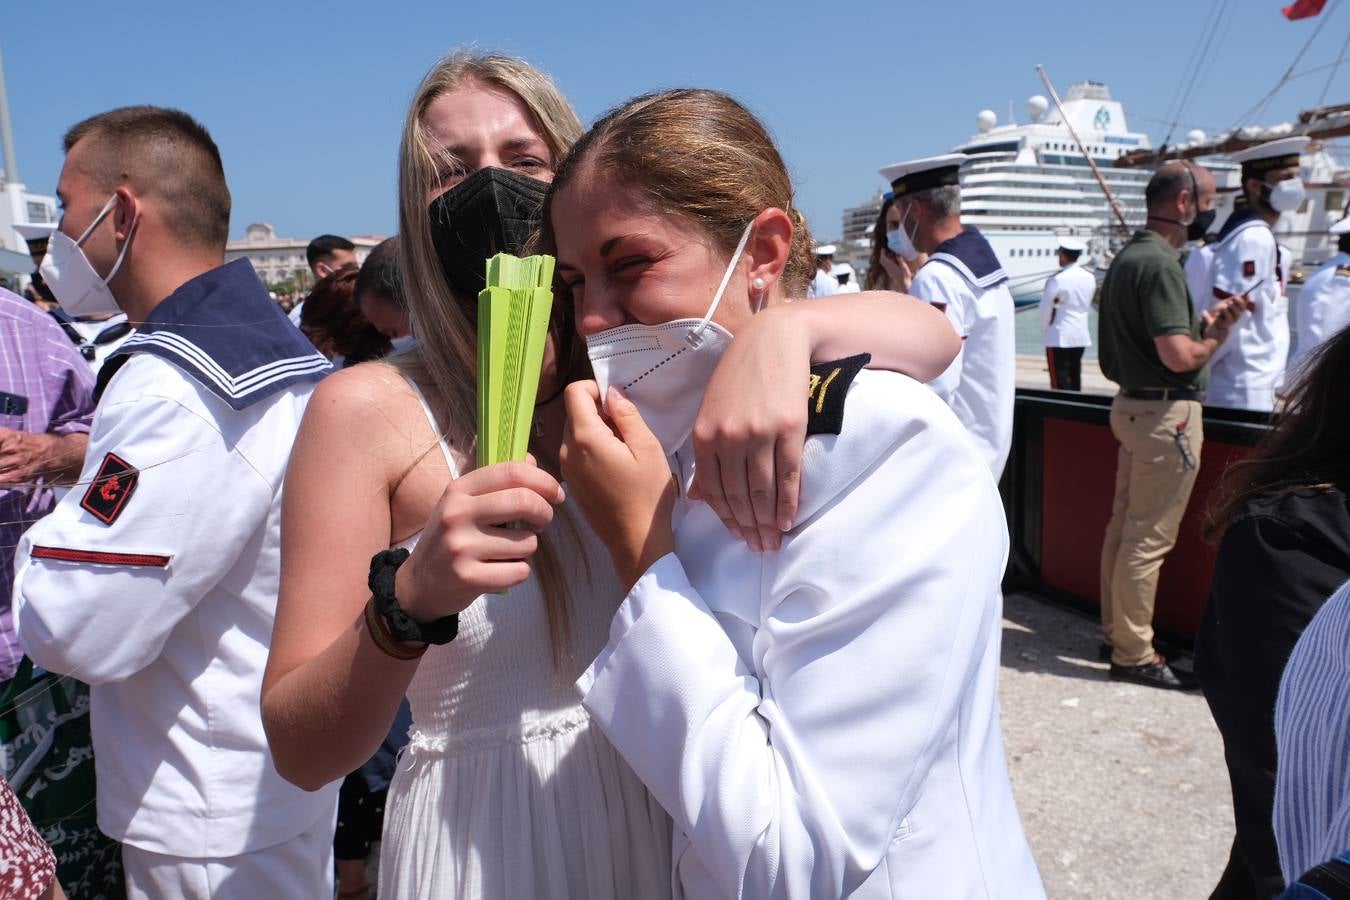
left=405, top=379, right=461, bottom=479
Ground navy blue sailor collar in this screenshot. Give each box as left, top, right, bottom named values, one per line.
left=929, top=226, right=1009, bottom=289
left=1215, top=205, right=1267, bottom=246
left=104, top=259, right=331, bottom=410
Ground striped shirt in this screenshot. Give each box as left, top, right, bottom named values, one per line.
left=0, top=289, right=95, bottom=681
left=1275, top=578, right=1350, bottom=883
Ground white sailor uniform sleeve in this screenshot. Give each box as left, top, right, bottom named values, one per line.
left=579, top=378, right=1005, bottom=898
left=13, top=358, right=273, bottom=684
left=1039, top=272, right=1059, bottom=337
left=1185, top=248, right=1213, bottom=316
left=912, top=265, right=972, bottom=402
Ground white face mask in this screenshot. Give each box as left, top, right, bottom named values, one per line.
left=889, top=205, right=921, bottom=262
left=1268, top=178, right=1305, bottom=214
left=40, top=195, right=135, bottom=318
left=585, top=219, right=756, bottom=457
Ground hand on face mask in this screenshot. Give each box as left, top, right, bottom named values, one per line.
left=560, top=381, right=676, bottom=590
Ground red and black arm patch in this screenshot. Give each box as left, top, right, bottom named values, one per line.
left=807, top=354, right=870, bottom=436
left=1243, top=260, right=1257, bottom=278
left=80, top=453, right=139, bottom=525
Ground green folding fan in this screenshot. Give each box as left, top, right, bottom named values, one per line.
left=477, top=253, right=556, bottom=468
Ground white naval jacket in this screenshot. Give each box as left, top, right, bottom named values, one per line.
left=1039, top=263, right=1095, bottom=348
left=912, top=227, right=1016, bottom=479
left=1291, top=251, right=1350, bottom=369
left=1200, top=210, right=1290, bottom=411
left=578, top=369, right=1045, bottom=900
left=12, top=261, right=337, bottom=859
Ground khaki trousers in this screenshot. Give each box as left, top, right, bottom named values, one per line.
left=1099, top=396, right=1203, bottom=667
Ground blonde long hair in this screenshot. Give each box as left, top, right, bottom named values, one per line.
left=393, top=52, right=585, bottom=662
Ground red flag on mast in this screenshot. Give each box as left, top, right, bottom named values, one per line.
left=1283, top=0, right=1328, bottom=19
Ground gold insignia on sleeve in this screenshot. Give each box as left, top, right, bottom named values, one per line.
left=806, top=354, right=871, bottom=436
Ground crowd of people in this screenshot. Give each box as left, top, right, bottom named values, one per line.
left=0, top=46, right=1348, bottom=900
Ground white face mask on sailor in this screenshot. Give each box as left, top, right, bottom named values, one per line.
left=41, top=194, right=136, bottom=318
left=584, top=219, right=757, bottom=458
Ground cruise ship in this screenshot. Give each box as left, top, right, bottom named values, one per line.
left=953, top=81, right=1156, bottom=302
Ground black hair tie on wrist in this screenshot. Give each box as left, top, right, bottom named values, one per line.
left=368, top=548, right=459, bottom=645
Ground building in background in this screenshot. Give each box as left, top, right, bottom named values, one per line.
left=842, top=194, right=885, bottom=245
left=225, top=223, right=383, bottom=294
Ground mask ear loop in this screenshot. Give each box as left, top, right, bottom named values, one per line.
left=687, top=219, right=757, bottom=349
left=75, top=195, right=121, bottom=246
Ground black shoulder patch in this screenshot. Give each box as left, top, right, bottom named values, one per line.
left=80, top=453, right=139, bottom=525
left=807, top=354, right=870, bottom=436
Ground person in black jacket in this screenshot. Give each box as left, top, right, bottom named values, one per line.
left=1197, top=326, right=1350, bottom=900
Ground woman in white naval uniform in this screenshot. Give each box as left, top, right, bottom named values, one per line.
left=550, top=89, right=1044, bottom=900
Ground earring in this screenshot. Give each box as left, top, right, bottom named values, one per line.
left=752, top=277, right=766, bottom=290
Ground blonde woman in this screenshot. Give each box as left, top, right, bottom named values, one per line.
left=261, top=53, right=957, bottom=898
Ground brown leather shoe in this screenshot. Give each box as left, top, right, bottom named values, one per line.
left=1109, top=654, right=1198, bottom=691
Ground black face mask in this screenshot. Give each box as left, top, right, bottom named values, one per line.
left=1188, top=208, right=1216, bottom=242
left=428, top=167, right=549, bottom=304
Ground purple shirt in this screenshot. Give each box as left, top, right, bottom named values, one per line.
left=0, top=289, right=95, bottom=681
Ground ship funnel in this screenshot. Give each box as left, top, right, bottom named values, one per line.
left=1027, top=95, right=1049, bottom=122
left=976, top=109, right=997, bottom=133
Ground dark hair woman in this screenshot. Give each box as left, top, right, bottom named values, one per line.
left=299, top=267, right=392, bottom=366
left=1196, top=325, right=1350, bottom=898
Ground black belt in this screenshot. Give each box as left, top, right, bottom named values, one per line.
left=1120, top=388, right=1206, bottom=402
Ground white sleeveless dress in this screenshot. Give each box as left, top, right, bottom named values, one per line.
left=378, top=384, right=672, bottom=899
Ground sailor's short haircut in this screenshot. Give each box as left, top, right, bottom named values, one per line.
left=64, top=106, right=231, bottom=251
left=307, top=234, right=357, bottom=269
left=916, top=184, right=961, bottom=219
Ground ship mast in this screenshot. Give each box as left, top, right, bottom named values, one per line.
left=1035, top=64, right=1130, bottom=234
left=0, top=47, right=19, bottom=186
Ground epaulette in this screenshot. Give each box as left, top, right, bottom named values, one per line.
left=1335, top=264, right=1350, bottom=279
left=807, top=353, right=870, bottom=436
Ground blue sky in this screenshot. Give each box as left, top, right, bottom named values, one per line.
left=6, top=0, right=1347, bottom=243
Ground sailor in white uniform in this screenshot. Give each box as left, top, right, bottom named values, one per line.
left=1291, top=216, right=1350, bottom=369
left=879, top=153, right=1016, bottom=477
left=1039, top=236, right=1096, bottom=391
left=1200, top=136, right=1309, bottom=411
left=13, top=107, right=338, bottom=899
left=832, top=261, right=862, bottom=293
left=807, top=243, right=842, bottom=297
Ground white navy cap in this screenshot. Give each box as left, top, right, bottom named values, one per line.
left=1057, top=236, right=1087, bottom=253
left=833, top=262, right=855, bottom=277
left=879, top=153, right=968, bottom=197
left=815, top=243, right=837, bottom=256
left=14, top=223, right=55, bottom=242
left=1330, top=217, right=1350, bottom=236
left=1232, top=136, right=1309, bottom=175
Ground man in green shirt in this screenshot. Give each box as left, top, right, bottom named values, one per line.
left=1098, top=161, right=1245, bottom=690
